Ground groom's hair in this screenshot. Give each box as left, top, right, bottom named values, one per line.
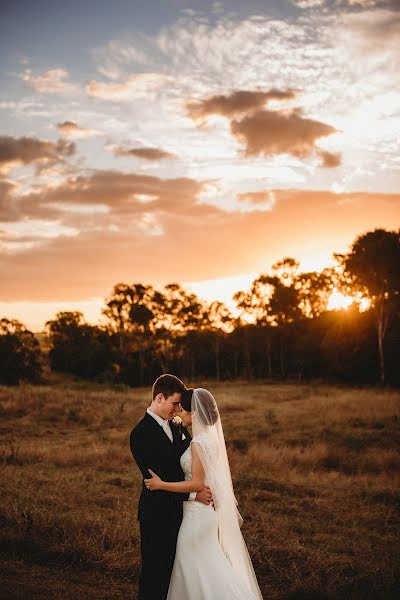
left=152, top=374, right=186, bottom=400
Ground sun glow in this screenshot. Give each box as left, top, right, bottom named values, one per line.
left=327, top=289, right=371, bottom=312
left=327, top=289, right=354, bottom=311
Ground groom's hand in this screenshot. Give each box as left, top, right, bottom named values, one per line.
left=195, top=485, right=213, bottom=507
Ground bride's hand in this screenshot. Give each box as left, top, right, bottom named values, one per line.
left=144, top=468, right=163, bottom=490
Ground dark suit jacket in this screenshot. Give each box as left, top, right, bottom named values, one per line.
left=130, top=412, right=192, bottom=518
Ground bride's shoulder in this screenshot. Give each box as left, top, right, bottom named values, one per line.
left=191, top=432, right=214, bottom=455
left=191, top=431, right=208, bottom=444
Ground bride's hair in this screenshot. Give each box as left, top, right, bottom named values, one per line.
left=181, top=387, right=219, bottom=425
left=180, top=387, right=194, bottom=411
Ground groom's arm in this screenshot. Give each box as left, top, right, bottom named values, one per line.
left=130, top=428, right=152, bottom=480
left=130, top=427, right=192, bottom=501
left=145, top=444, right=206, bottom=494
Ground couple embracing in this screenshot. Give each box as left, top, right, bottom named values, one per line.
left=130, top=374, right=263, bottom=600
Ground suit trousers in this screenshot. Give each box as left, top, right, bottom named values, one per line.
left=138, top=502, right=183, bottom=600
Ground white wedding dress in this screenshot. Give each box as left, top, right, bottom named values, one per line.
left=166, top=434, right=262, bottom=600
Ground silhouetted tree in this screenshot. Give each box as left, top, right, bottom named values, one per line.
left=344, top=229, right=400, bottom=385
left=103, top=284, right=156, bottom=347
left=157, top=284, right=204, bottom=373
left=234, top=277, right=274, bottom=378
left=295, top=269, right=334, bottom=318
left=203, top=301, right=233, bottom=380
left=102, top=284, right=162, bottom=383
left=0, top=319, right=43, bottom=385
left=256, top=259, right=302, bottom=377
left=268, top=277, right=302, bottom=376
left=320, top=307, right=377, bottom=383
left=46, top=312, right=114, bottom=379
left=271, top=257, right=300, bottom=286
left=37, top=229, right=400, bottom=388
left=161, top=284, right=203, bottom=331
left=102, top=283, right=206, bottom=382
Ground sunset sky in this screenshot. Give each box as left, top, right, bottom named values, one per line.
left=1, top=0, right=399, bottom=331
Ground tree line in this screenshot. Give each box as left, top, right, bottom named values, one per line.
left=1, top=228, right=399, bottom=387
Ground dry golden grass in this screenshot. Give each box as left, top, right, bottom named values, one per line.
left=0, top=380, right=399, bottom=599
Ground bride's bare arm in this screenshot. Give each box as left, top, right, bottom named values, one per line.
left=144, top=443, right=205, bottom=493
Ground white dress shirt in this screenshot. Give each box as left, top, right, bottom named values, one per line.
left=147, top=408, right=173, bottom=441
left=146, top=408, right=195, bottom=501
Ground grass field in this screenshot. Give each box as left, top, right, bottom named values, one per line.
left=0, top=380, right=399, bottom=599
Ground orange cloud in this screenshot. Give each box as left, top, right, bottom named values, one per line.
left=0, top=180, right=19, bottom=222
left=21, top=68, right=77, bottom=94
left=113, top=146, right=177, bottom=161
left=187, top=89, right=296, bottom=119
left=335, top=6, right=400, bottom=61
left=0, top=135, right=75, bottom=174
left=230, top=108, right=337, bottom=158
left=318, top=150, right=342, bottom=168
left=0, top=180, right=399, bottom=302
left=346, top=1, right=379, bottom=7
left=86, top=73, right=172, bottom=101
left=5, top=170, right=205, bottom=223
left=57, top=121, right=100, bottom=139
left=186, top=89, right=338, bottom=162
left=237, top=191, right=276, bottom=208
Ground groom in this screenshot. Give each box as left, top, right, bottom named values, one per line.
left=130, top=374, right=213, bottom=600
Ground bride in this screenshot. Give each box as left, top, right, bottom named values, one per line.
left=144, top=387, right=264, bottom=600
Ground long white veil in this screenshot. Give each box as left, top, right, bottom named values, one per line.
left=191, top=388, right=263, bottom=600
